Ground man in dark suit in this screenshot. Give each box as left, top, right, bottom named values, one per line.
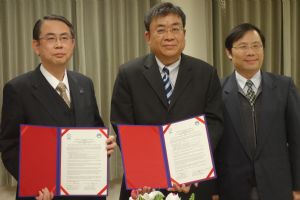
left=110, top=2, right=223, bottom=200
left=215, top=23, right=300, bottom=200
left=0, top=15, right=116, bottom=200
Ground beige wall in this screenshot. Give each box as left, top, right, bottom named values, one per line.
left=163, top=0, right=213, bottom=64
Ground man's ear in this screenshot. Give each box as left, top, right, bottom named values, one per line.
left=32, top=40, right=40, bottom=56
left=71, top=38, right=76, bottom=49
left=144, top=31, right=150, bottom=44
left=225, top=49, right=232, bottom=60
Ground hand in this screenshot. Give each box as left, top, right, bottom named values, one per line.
left=137, top=186, right=153, bottom=195
left=106, top=135, right=116, bottom=156
left=130, top=189, right=139, bottom=199
left=168, top=183, right=191, bottom=193
left=35, top=188, right=54, bottom=200
left=293, top=190, right=300, bottom=200
left=212, top=194, right=220, bottom=200
left=130, top=187, right=153, bottom=199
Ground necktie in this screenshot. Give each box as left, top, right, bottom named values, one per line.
left=162, top=67, right=173, bottom=104
left=56, top=82, right=71, bottom=108
left=245, top=80, right=256, bottom=106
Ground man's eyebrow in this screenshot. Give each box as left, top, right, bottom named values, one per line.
left=43, top=33, right=56, bottom=36
left=236, top=41, right=261, bottom=46
left=156, top=23, right=182, bottom=28
left=171, top=22, right=181, bottom=26
left=43, top=32, right=70, bottom=36
left=156, top=24, right=166, bottom=28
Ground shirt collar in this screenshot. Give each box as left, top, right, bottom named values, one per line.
left=235, top=70, right=261, bottom=90
left=40, top=64, right=70, bottom=92
left=155, top=56, right=181, bottom=74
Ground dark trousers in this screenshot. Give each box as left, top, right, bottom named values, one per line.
left=250, top=187, right=260, bottom=200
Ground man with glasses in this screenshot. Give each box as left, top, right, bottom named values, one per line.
left=0, top=15, right=116, bottom=200
left=214, top=23, right=300, bottom=200
left=111, top=2, right=223, bottom=200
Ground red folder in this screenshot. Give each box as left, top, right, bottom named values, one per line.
left=19, top=125, right=58, bottom=197
left=18, top=125, right=108, bottom=198
left=118, top=125, right=171, bottom=189
left=118, top=125, right=170, bottom=189
left=118, top=115, right=216, bottom=190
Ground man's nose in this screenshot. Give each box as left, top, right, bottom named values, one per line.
left=54, top=38, right=63, bottom=47
left=245, top=47, right=256, bottom=55
left=164, top=30, right=175, bottom=39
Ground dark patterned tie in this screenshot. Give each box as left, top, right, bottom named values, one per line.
left=56, top=82, right=71, bottom=108
left=245, top=80, right=256, bottom=106
left=162, top=67, right=173, bottom=104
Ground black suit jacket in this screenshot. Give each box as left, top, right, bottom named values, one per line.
left=215, top=72, right=300, bottom=200
left=111, top=53, right=223, bottom=200
left=0, top=65, right=104, bottom=200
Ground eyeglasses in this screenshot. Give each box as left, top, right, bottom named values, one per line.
left=155, top=26, right=184, bottom=35
left=39, top=34, right=73, bottom=44
left=232, top=44, right=263, bottom=52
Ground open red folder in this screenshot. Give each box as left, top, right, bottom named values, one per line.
left=18, top=125, right=108, bottom=198
left=117, top=115, right=216, bottom=190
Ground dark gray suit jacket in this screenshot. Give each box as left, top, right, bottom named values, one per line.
left=111, top=53, right=223, bottom=200
left=0, top=65, right=104, bottom=200
left=215, top=71, right=300, bottom=200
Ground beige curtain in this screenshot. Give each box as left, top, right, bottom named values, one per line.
left=282, top=0, right=300, bottom=84
left=212, top=0, right=300, bottom=90
left=0, top=0, right=160, bottom=187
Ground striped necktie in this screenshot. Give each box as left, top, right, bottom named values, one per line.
left=245, top=80, right=256, bottom=106
left=162, top=67, right=173, bottom=104
left=56, top=82, right=71, bottom=108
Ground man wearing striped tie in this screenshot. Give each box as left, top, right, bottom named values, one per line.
left=111, top=2, right=223, bottom=200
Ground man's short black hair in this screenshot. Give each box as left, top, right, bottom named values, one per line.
left=225, top=23, right=265, bottom=52
left=144, top=2, right=186, bottom=32
left=33, top=14, right=75, bottom=40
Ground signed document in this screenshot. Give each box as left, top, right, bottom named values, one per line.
left=117, top=115, right=215, bottom=189
left=18, top=125, right=108, bottom=198
left=163, top=116, right=215, bottom=185
left=60, top=128, right=108, bottom=196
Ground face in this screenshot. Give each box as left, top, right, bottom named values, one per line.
left=32, top=20, right=75, bottom=69
left=145, top=14, right=185, bottom=65
left=226, top=30, right=264, bottom=79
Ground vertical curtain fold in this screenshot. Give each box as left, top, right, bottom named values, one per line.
left=289, top=0, right=300, bottom=86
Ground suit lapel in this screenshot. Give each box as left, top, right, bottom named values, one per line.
left=68, top=72, right=85, bottom=125
left=223, top=73, right=253, bottom=159
left=143, top=54, right=169, bottom=108
left=255, top=72, right=277, bottom=158
left=30, top=66, right=68, bottom=123
left=169, top=54, right=192, bottom=108
left=142, top=54, right=193, bottom=109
